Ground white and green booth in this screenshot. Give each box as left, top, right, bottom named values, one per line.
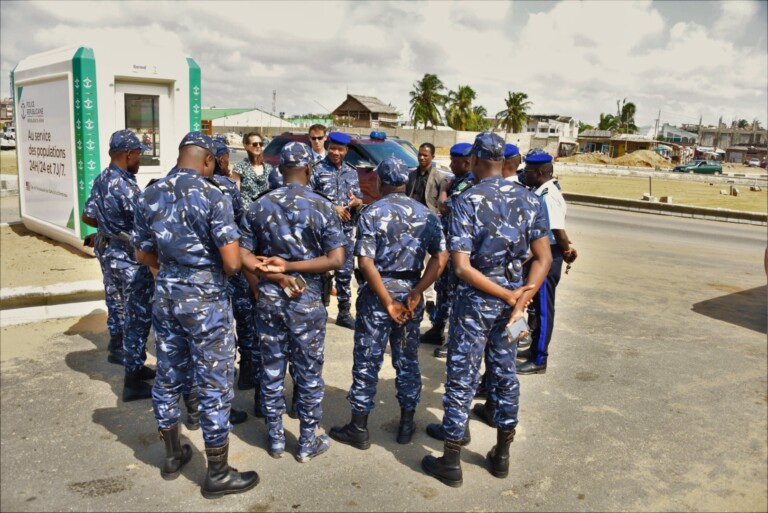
left=12, top=44, right=202, bottom=253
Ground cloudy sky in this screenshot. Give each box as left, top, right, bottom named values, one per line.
left=1, top=0, right=766, bottom=129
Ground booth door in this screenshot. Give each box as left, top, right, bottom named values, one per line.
left=114, top=82, right=171, bottom=184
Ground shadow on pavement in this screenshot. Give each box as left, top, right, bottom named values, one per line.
left=692, top=285, right=767, bottom=334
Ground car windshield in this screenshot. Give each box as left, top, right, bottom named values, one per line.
left=358, top=141, right=418, bottom=168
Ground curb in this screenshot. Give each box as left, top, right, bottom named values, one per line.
left=0, top=280, right=104, bottom=310
left=564, top=193, right=768, bottom=225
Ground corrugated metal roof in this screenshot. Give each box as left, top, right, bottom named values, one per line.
left=347, top=95, right=399, bottom=114
left=202, top=108, right=258, bottom=121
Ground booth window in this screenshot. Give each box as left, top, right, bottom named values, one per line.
left=125, top=94, right=160, bottom=166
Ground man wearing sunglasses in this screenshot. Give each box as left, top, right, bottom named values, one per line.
left=232, top=132, right=277, bottom=206
left=308, top=124, right=327, bottom=164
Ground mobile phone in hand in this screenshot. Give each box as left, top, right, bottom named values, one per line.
left=283, top=275, right=307, bottom=297
left=506, top=317, right=529, bottom=341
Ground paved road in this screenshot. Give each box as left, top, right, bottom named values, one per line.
left=1, top=206, right=766, bottom=512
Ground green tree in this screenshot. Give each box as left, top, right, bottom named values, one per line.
left=578, top=121, right=594, bottom=133
left=616, top=98, right=638, bottom=134
left=597, top=113, right=619, bottom=131
left=445, top=85, right=477, bottom=131
left=495, top=91, right=532, bottom=133
left=409, top=73, right=447, bottom=129
left=469, top=105, right=491, bottom=131
left=737, top=119, right=749, bottom=129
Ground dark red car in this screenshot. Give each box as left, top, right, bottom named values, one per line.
left=263, top=132, right=419, bottom=204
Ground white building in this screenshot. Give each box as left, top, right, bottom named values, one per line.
left=524, top=115, right=579, bottom=139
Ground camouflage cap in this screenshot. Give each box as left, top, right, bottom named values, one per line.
left=470, top=131, right=505, bottom=161
left=178, top=131, right=215, bottom=155
left=109, top=130, right=150, bottom=152
left=375, top=157, right=409, bottom=186
left=524, top=148, right=553, bottom=164
left=449, top=142, right=472, bottom=157
left=280, top=141, right=312, bottom=167
left=504, top=143, right=520, bottom=158
left=213, top=139, right=232, bottom=158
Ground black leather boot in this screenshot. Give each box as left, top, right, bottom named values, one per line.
left=329, top=414, right=370, bottom=450
left=183, top=393, right=200, bottom=430
left=421, top=440, right=463, bottom=487
left=107, top=334, right=125, bottom=365
left=230, top=408, right=248, bottom=425
left=425, top=422, right=471, bottom=446
left=419, top=323, right=445, bottom=345
left=159, top=424, right=192, bottom=480
left=396, top=409, right=416, bottom=444
left=201, top=441, right=259, bottom=499
left=287, top=386, right=299, bottom=419
left=237, top=356, right=254, bottom=391
left=138, top=365, right=156, bottom=380
left=335, top=304, right=355, bottom=330
left=472, top=397, right=498, bottom=428
left=487, top=428, right=515, bottom=478
left=122, top=369, right=153, bottom=402
left=253, top=387, right=264, bottom=418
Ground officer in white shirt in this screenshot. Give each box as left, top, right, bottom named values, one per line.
left=518, top=148, right=577, bottom=374
left=308, top=124, right=327, bottom=163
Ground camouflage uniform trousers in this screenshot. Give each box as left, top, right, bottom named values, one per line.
left=255, top=287, right=327, bottom=449
left=348, top=279, right=424, bottom=414
left=430, top=258, right=457, bottom=326
left=227, top=273, right=259, bottom=376
left=152, top=294, right=236, bottom=447
left=441, top=284, right=520, bottom=442
left=335, top=227, right=355, bottom=307
left=111, top=259, right=153, bottom=372
left=94, top=234, right=124, bottom=338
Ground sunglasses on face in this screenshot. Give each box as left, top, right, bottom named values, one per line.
left=309, top=136, right=325, bottom=141
left=248, top=142, right=263, bottom=147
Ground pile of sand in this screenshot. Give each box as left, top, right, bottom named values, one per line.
left=560, top=149, right=671, bottom=169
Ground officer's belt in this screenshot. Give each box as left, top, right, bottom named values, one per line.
left=161, top=263, right=226, bottom=281
left=379, top=271, right=421, bottom=280
left=475, top=267, right=506, bottom=277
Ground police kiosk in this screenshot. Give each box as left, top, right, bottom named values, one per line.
left=12, top=43, right=202, bottom=253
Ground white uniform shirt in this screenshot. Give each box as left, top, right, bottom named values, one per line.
left=534, top=179, right=566, bottom=244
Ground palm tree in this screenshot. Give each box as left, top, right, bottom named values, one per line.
left=578, top=121, right=595, bottom=133
left=470, top=105, right=491, bottom=131
left=597, top=113, right=619, bottom=132
left=409, top=74, right=447, bottom=129
left=616, top=99, right=638, bottom=134
left=445, top=85, right=477, bottom=131
left=495, top=91, right=532, bottom=133
left=737, top=119, right=749, bottom=129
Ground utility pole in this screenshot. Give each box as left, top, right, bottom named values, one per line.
left=272, top=90, right=276, bottom=115
left=654, top=109, right=661, bottom=139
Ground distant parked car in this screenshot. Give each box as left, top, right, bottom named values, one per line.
left=746, top=158, right=761, bottom=167
left=673, top=160, right=722, bottom=174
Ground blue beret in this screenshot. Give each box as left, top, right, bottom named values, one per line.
left=504, top=144, right=520, bottom=158
left=450, top=142, right=472, bottom=157
left=470, top=131, right=505, bottom=161
left=280, top=141, right=312, bottom=167
left=109, top=130, right=149, bottom=152
left=376, top=157, right=409, bottom=186
left=525, top=148, right=553, bottom=164
left=179, top=131, right=215, bottom=155
left=328, top=132, right=351, bottom=146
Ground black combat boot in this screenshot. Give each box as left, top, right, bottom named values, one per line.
left=159, top=424, right=192, bottom=480
left=421, top=440, right=463, bottom=488
left=237, top=356, right=254, bottom=391
left=122, top=369, right=153, bottom=402
left=472, top=397, right=498, bottom=428
left=138, top=365, right=156, bottom=380
left=487, top=428, right=515, bottom=478
left=425, top=422, right=471, bottom=446
left=419, top=323, right=445, bottom=345
left=230, top=408, right=248, bottom=425
left=433, top=344, right=448, bottom=358
left=253, top=387, right=264, bottom=418
left=396, top=409, right=416, bottom=444
left=335, top=303, right=355, bottom=330
left=329, top=414, right=370, bottom=450
left=287, top=386, right=299, bottom=419
left=201, top=441, right=259, bottom=499
left=183, top=393, right=200, bottom=430
left=107, top=334, right=125, bottom=365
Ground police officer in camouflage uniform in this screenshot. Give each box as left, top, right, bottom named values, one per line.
left=421, top=131, right=552, bottom=487
left=81, top=130, right=155, bottom=401
left=310, top=132, right=363, bottom=329
left=329, top=158, right=447, bottom=450
left=133, top=131, right=258, bottom=498
left=422, top=142, right=474, bottom=357
left=240, top=142, right=345, bottom=462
